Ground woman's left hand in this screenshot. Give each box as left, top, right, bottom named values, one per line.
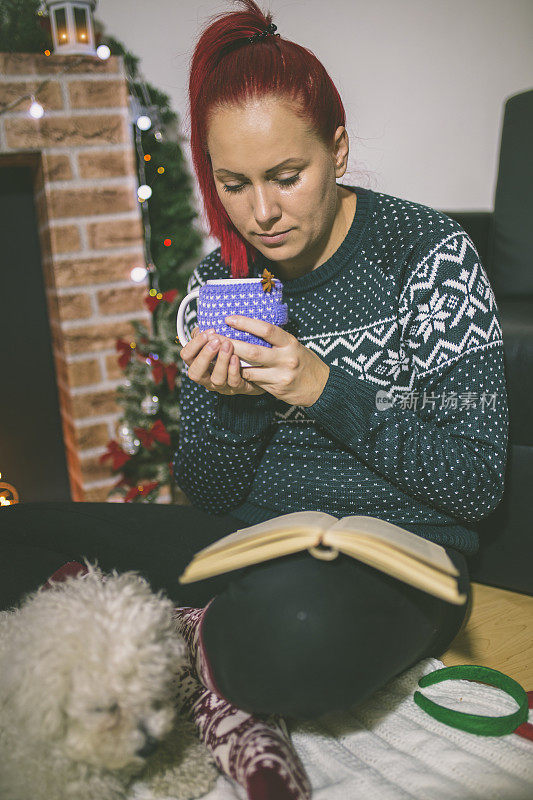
left=219, top=315, right=330, bottom=407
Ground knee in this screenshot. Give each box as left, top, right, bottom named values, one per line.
left=215, top=555, right=356, bottom=660
left=199, top=557, right=376, bottom=717
left=201, top=593, right=352, bottom=717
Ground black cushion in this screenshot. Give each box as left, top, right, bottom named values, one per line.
left=499, top=299, right=533, bottom=446
left=440, top=89, right=533, bottom=595
left=490, top=89, right=533, bottom=298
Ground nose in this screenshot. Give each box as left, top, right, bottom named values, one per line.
left=135, top=722, right=159, bottom=758
left=135, top=735, right=159, bottom=758
left=252, top=186, right=281, bottom=225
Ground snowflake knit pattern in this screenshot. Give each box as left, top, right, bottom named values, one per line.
left=172, top=184, right=509, bottom=556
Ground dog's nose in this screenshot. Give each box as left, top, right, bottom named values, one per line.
left=135, top=734, right=159, bottom=758
left=135, top=722, right=159, bottom=758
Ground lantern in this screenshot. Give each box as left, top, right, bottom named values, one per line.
left=0, top=474, right=19, bottom=506
left=45, top=1, right=98, bottom=56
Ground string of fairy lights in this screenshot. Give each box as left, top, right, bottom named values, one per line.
left=0, top=34, right=168, bottom=297
left=0, top=3, right=186, bottom=502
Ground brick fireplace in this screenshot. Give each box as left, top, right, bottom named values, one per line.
left=0, top=52, right=161, bottom=502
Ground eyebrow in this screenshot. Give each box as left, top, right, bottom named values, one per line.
left=213, top=158, right=304, bottom=178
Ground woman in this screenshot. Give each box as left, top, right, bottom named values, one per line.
left=1, top=0, right=507, bottom=721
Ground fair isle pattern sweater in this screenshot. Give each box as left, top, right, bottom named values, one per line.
left=172, top=185, right=509, bottom=556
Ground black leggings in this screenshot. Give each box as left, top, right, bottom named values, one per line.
left=0, top=501, right=471, bottom=721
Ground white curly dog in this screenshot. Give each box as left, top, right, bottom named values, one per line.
left=0, top=560, right=218, bottom=800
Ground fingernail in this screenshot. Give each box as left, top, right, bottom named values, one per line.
left=208, top=339, right=219, bottom=349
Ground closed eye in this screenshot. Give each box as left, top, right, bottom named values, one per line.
left=92, top=702, right=119, bottom=713
left=222, top=174, right=301, bottom=194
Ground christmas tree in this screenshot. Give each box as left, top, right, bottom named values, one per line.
left=96, top=34, right=203, bottom=503
left=100, top=292, right=187, bottom=504
left=2, top=0, right=204, bottom=503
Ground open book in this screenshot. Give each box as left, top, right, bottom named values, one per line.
left=178, top=510, right=467, bottom=605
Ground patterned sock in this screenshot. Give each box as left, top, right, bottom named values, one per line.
left=41, top=560, right=89, bottom=590
left=173, top=659, right=311, bottom=800
left=173, top=602, right=222, bottom=695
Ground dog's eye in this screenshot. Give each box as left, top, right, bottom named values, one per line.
left=152, top=699, right=164, bottom=710
left=93, top=702, right=119, bottom=713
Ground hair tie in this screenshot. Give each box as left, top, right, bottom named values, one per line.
left=248, top=23, right=280, bottom=44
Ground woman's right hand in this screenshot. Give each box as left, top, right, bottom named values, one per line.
left=179, top=327, right=266, bottom=396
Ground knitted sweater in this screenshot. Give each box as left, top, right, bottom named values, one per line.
left=172, top=184, right=509, bottom=556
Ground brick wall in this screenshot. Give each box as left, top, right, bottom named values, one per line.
left=0, top=53, right=179, bottom=503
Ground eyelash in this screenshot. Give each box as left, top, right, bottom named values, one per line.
left=222, top=175, right=301, bottom=194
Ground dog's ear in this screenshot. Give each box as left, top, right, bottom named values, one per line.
left=2, top=625, right=70, bottom=742
left=2, top=571, right=109, bottom=742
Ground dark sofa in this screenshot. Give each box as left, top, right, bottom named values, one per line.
left=442, top=88, right=533, bottom=596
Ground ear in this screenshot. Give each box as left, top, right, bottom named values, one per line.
left=1, top=595, right=76, bottom=742
left=6, top=622, right=70, bottom=741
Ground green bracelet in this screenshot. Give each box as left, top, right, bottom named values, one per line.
left=413, top=664, right=529, bottom=736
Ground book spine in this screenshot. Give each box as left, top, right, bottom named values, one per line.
left=307, top=545, right=339, bottom=560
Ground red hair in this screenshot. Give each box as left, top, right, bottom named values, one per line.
left=187, top=0, right=347, bottom=278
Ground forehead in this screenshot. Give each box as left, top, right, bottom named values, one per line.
left=207, top=96, right=318, bottom=169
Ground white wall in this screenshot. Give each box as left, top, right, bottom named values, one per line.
left=98, top=0, right=533, bottom=253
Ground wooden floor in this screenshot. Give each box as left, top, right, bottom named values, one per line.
left=441, top=581, right=533, bottom=688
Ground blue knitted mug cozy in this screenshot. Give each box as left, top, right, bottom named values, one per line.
left=197, top=278, right=289, bottom=348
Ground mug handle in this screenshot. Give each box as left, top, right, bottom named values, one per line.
left=176, top=287, right=253, bottom=368
left=176, top=288, right=200, bottom=347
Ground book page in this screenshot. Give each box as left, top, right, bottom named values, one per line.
left=191, top=528, right=321, bottom=564
left=329, top=516, right=458, bottom=577
left=191, top=510, right=335, bottom=560
left=333, top=537, right=467, bottom=605
left=180, top=532, right=323, bottom=583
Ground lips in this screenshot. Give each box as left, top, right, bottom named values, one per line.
left=257, top=230, right=290, bottom=237
left=257, top=229, right=292, bottom=245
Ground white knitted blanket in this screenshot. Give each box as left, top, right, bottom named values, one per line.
left=131, top=657, right=533, bottom=800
